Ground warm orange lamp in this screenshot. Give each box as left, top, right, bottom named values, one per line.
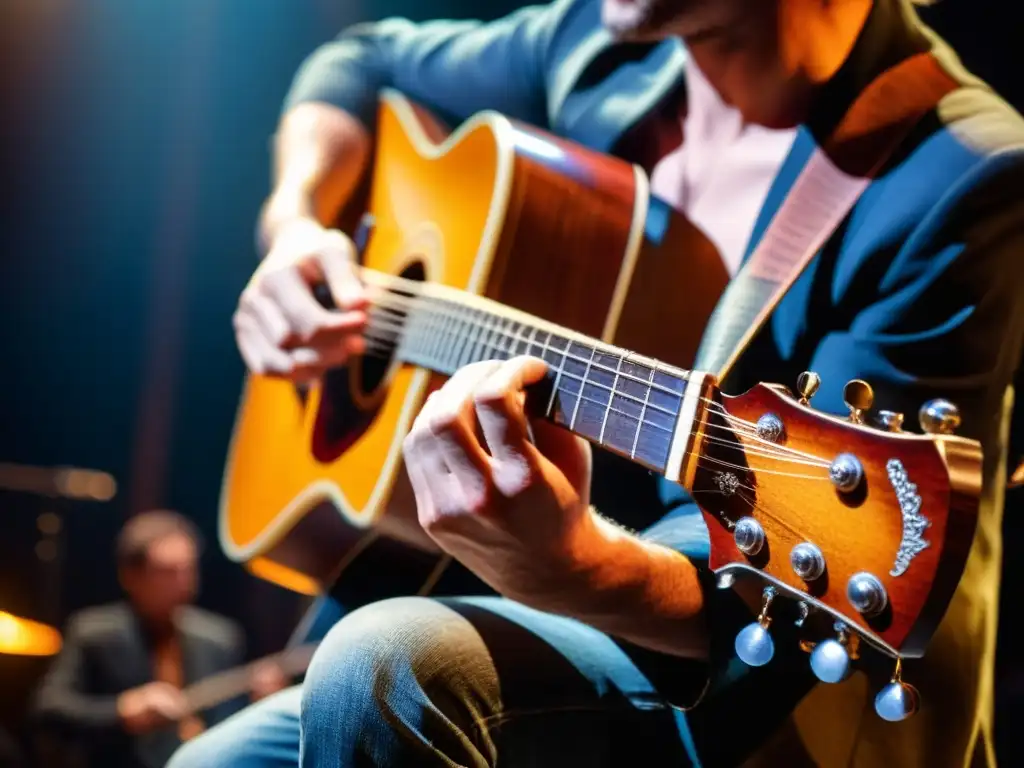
left=0, top=611, right=62, bottom=656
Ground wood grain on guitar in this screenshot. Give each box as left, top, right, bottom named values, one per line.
left=219, top=92, right=983, bottom=723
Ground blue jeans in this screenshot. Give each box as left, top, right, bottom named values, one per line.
left=168, top=595, right=707, bottom=767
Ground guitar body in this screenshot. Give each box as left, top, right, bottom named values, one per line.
left=220, top=91, right=730, bottom=591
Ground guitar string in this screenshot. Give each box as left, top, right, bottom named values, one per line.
left=368, top=343, right=838, bottom=483
left=359, top=282, right=827, bottom=458
left=359, top=292, right=816, bottom=446
left=360, top=325, right=833, bottom=473
left=368, top=335, right=830, bottom=474
left=355, top=299, right=835, bottom=469
left=692, top=481, right=810, bottom=543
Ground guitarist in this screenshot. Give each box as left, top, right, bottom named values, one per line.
left=32, top=510, right=288, bottom=767
left=180, top=0, right=1024, bottom=765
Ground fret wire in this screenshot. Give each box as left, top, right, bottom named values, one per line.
left=575, top=390, right=673, bottom=434
left=484, top=312, right=498, bottom=361
left=524, top=324, right=539, bottom=361
left=463, top=310, right=483, bottom=367
left=474, top=309, right=489, bottom=364
left=448, top=303, right=469, bottom=368
left=503, top=319, right=517, bottom=359
left=497, top=317, right=511, bottom=359
left=441, top=305, right=457, bottom=366
left=429, top=304, right=446, bottom=368
left=418, top=303, right=435, bottom=364
left=497, top=319, right=509, bottom=360
left=475, top=310, right=489, bottom=364
left=568, top=345, right=597, bottom=431
left=418, top=302, right=434, bottom=362
left=542, top=333, right=563, bottom=418
left=443, top=305, right=462, bottom=372
left=630, top=359, right=656, bottom=460
left=598, top=353, right=624, bottom=445
left=442, top=304, right=457, bottom=369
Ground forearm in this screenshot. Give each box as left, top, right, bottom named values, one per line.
left=527, top=510, right=711, bottom=659
left=258, top=102, right=372, bottom=254
left=34, top=687, right=121, bottom=733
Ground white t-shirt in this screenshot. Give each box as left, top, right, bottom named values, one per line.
left=650, top=61, right=798, bottom=275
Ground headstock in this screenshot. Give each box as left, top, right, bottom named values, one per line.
left=689, top=373, right=982, bottom=722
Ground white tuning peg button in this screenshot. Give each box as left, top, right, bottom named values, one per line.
left=874, top=659, right=920, bottom=722
left=735, top=587, right=777, bottom=667
left=810, top=623, right=852, bottom=684
left=875, top=681, right=919, bottom=721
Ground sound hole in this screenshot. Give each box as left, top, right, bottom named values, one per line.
left=311, top=261, right=426, bottom=463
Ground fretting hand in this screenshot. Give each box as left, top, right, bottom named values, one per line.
left=402, top=356, right=603, bottom=608
left=233, top=219, right=368, bottom=382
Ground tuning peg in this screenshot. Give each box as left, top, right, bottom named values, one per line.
left=796, top=372, right=821, bottom=405
left=810, top=623, right=853, bottom=684
left=843, top=380, right=874, bottom=424
left=874, top=659, right=920, bottom=722
left=735, top=587, right=777, bottom=667
left=918, top=399, right=961, bottom=435
left=875, top=410, right=905, bottom=432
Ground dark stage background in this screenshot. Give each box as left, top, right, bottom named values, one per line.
left=0, top=0, right=1022, bottom=763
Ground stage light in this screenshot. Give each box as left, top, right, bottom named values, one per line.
left=0, top=611, right=62, bottom=657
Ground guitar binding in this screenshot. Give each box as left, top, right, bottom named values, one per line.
left=311, top=261, right=427, bottom=464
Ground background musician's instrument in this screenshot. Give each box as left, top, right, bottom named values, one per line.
left=220, top=91, right=982, bottom=721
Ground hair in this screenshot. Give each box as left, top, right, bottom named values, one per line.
left=116, top=509, right=203, bottom=569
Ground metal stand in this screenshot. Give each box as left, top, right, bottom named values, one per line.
left=0, top=463, right=116, bottom=627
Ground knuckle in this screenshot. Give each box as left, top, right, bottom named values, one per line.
left=264, top=356, right=295, bottom=377
left=269, top=323, right=291, bottom=348
left=493, top=457, right=534, bottom=497
left=403, top=424, right=430, bottom=455
left=427, top=406, right=461, bottom=434
left=321, top=230, right=356, bottom=257
left=473, top=385, right=507, bottom=409
left=238, top=287, right=261, bottom=313
left=462, top=487, right=490, bottom=516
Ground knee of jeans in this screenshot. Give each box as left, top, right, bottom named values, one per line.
left=301, top=596, right=483, bottom=727
left=167, top=731, right=237, bottom=768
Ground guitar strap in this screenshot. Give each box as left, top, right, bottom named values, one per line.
left=694, top=52, right=959, bottom=380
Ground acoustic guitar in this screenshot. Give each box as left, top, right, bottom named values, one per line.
left=220, top=90, right=982, bottom=720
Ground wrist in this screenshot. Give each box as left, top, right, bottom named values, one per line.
left=514, top=508, right=642, bottom=615
left=549, top=509, right=705, bottom=628
left=258, top=193, right=322, bottom=256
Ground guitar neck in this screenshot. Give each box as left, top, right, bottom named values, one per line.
left=365, top=271, right=713, bottom=485
left=179, top=643, right=318, bottom=715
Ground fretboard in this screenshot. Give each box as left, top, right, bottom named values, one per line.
left=387, top=286, right=701, bottom=478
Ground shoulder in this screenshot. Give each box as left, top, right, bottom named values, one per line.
left=178, top=606, right=243, bottom=651
left=848, top=50, right=1024, bottom=254
left=64, top=603, right=134, bottom=642
left=912, top=35, right=1024, bottom=189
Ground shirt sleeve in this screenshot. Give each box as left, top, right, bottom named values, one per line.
left=31, top=616, right=122, bottom=734
left=282, top=1, right=579, bottom=130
